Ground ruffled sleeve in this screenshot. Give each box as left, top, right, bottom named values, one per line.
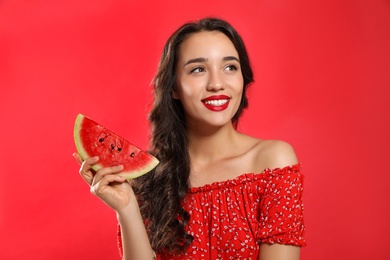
left=256, top=164, right=306, bottom=246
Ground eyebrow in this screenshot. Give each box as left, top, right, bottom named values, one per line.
left=183, top=56, right=240, bottom=67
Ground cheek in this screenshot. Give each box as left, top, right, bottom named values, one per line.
left=177, top=77, right=205, bottom=99
left=232, top=76, right=244, bottom=95
left=179, top=84, right=194, bottom=97
left=231, top=77, right=244, bottom=109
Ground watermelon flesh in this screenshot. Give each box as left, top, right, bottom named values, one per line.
left=74, top=114, right=159, bottom=179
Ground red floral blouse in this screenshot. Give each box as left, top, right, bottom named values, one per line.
left=118, top=164, right=306, bottom=259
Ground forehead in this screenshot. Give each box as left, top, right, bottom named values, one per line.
left=177, top=31, right=238, bottom=60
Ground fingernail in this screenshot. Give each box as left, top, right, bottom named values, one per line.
left=93, top=156, right=99, bottom=160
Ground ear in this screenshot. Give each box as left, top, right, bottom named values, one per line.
left=172, top=89, right=180, bottom=99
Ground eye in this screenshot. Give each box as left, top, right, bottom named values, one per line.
left=190, top=66, right=205, bottom=74
left=225, top=64, right=238, bottom=71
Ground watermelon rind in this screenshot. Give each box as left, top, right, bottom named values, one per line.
left=73, top=114, right=159, bottom=179
left=74, top=114, right=90, bottom=165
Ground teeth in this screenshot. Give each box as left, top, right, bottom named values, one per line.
left=204, top=99, right=229, bottom=106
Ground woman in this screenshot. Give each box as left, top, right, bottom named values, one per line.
left=74, top=17, right=305, bottom=259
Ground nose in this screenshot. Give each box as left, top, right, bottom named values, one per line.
left=206, top=70, right=224, bottom=92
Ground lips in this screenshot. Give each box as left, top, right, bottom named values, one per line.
left=202, top=95, right=231, bottom=111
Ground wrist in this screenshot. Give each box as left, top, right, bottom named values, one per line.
left=116, top=200, right=141, bottom=223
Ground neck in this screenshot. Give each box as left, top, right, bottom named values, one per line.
left=186, top=121, right=241, bottom=163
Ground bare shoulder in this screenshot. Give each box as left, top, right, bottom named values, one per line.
left=251, top=139, right=299, bottom=172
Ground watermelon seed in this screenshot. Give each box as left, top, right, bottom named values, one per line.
left=98, top=138, right=104, bottom=142
left=130, top=152, right=135, bottom=157
left=117, top=147, right=122, bottom=152
left=111, top=144, right=115, bottom=150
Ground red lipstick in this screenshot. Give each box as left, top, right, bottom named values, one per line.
left=202, top=95, right=231, bottom=111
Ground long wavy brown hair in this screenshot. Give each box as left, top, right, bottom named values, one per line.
left=132, top=17, right=254, bottom=254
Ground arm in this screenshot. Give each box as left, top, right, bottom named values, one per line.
left=116, top=197, right=156, bottom=260
left=259, top=244, right=300, bottom=260
left=256, top=141, right=305, bottom=260
left=74, top=153, right=155, bottom=260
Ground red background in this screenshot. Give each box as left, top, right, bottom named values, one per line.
left=1, top=0, right=389, bottom=259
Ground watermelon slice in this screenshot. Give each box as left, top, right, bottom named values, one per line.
left=74, top=114, right=159, bottom=179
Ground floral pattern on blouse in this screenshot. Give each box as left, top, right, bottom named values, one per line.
left=118, top=163, right=306, bottom=259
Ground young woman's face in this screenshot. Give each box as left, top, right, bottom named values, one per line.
left=174, top=31, right=244, bottom=128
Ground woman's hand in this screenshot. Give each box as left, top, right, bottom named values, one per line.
left=73, top=153, right=138, bottom=214
left=74, top=153, right=156, bottom=259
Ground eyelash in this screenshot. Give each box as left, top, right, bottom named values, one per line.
left=190, top=67, right=205, bottom=74
left=190, top=64, right=238, bottom=74
left=225, top=64, right=238, bottom=71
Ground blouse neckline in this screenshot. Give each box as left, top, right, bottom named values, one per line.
left=188, top=163, right=302, bottom=194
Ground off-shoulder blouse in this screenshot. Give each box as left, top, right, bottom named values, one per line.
left=118, top=163, right=306, bottom=259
